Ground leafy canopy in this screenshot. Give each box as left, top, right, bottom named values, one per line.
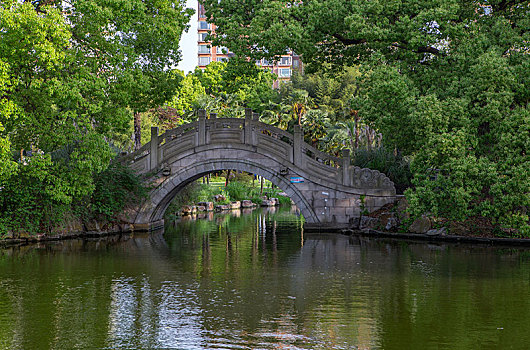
left=169, top=58, right=277, bottom=119
left=0, top=0, right=192, bottom=234
left=203, top=0, right=530, bottom=234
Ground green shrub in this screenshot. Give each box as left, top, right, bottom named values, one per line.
left=196, top=184, right=217, bottom=202
left=165, top=182, right=205, bottom=217
left=82, top=163, right=147, bottom=223
left=0, top=161, right=146, bottom=237
left=232, top=171, right=254, bottom=183
left=264, top=188, right=293, bottom=205
left=277, top=195, right=292, bottom=205
left=225, top=181, right=252, bottom=201
left=249, top=191, right=264, bottom=204
left=0, top=156, right=72, bottom=236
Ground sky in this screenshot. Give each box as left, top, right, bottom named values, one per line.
left=176, top=0, right=198, bottom=74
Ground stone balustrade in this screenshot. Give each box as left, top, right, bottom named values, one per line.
left=122, top=109, right=394, bottom=191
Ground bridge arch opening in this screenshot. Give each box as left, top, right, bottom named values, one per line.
left=134, top=160, right=319, bottom=225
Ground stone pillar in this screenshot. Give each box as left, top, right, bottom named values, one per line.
left=293, top=125, right=303, bottom=167
left=197, top=109, right=206, bottom=146
left=342, top=148, right=351, bottom=186
left=244, top=108, right=253, bottom=145
left=207, top=113, right=216, bottom=145
left=252, top=113, right=260, bottom=146
left=150, top=126, right=159, bottom=171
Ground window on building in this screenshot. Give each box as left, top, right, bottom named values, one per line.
left=279, top=68, right=291, bottom=77
left=199, top=56, right=210, bottom=66
left=198, top=33, right=208, bottom=42
left=217, top=57, right=229, bottom=63
left=262, top=59, right=272, bottom=66
left=198, top=45, right=210, bottom=54
left=198, top=4, right=206, bottom=17
left=198, top=21, right=210, bottom=30
left=293, top=59, right=299, bottom=68
left=280, top=57, right=291, bottom=65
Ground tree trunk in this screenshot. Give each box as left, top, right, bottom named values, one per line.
left=225, top=169, right=231, bottom=187
left=353, top=110, right=360, bottom=150
left=134, top=111, right=142, bottom=150
left=260, top=176, right=264, bottom=195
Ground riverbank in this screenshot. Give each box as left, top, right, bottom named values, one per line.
left=1, top=178, right=527, bottom=247
left=0, top=226, right=130, bottom=248
left=2, top=206, right=530, bottom=250
left=351, top=229, right=530, bottom=247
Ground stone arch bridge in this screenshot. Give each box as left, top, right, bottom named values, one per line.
left=119, top=109, right=396, bottom=231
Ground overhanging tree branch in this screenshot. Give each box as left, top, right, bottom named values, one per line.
left=332, top=33, right=367, bottom=45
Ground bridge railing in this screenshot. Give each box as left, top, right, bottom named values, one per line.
left=120, top=108, right=369, bottom=187
left=158, top=121, right=198, bottom=147
left=207, top=115, right=245, bottom=145
left=253, top=122, right=294, bottom=146
left=301, top=142, right=342, bottom=167
left=117, top=140, right=151, bottom=174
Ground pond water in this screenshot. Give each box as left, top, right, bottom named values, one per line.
left=1, top=206, right=530, bottom=349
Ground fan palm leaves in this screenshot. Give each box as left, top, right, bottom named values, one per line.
left=289, top=89, right=312, bottom=126
left=260, top=100, right=292, bottom=129
left=301, top=109, right=330, bottom=146
left=324, top=116, right=382, bottom=153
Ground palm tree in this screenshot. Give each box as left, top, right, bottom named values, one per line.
left=289, top=89, right=311, bottom=126
left=260, top=100, right=292, bottom=129
left=325, top=120, right=357, bottom=153
left=301, top=109, right=330, bottom=147
left=324, top=122, right=381, bottom=154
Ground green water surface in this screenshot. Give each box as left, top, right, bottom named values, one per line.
left=1, top=206, right=529, bottom=349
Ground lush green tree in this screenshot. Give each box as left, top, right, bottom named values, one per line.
left=289, top=67, right=360, bottom=116
left=169, top=58, right=278, bottom=119
left=203, top=0, right=530, bottom=234
left=194, top=62, right=226, bottom=96
left=218, top=58, right=278, bottom=111
left=0, top=0, right=93, bottom=203
left=0, top=59, right=17, bottom=182
left=0, top=0, right=192, bottom=234
left=196, top=58, right=278, bottom=112
left=202, top=0, right=476, bottom=68
left=61, top=0, right=192, bottom=149
left=1, top=0, right=192, bottom=150
left=168, top=70, right=206, bottom=120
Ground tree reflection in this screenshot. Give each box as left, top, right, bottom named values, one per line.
left=1, top=209, right=530, bottom=349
